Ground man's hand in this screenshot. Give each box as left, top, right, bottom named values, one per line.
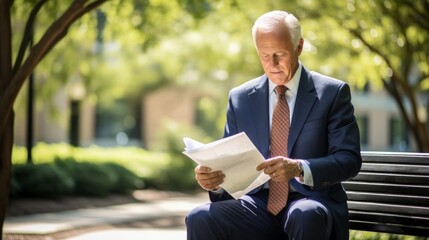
left=256, top=156, right=301, bottom=181
left=194, top=165, right=225, bottom=191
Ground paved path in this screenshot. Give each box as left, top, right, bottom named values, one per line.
left=4, top=194, right=209, bottom=239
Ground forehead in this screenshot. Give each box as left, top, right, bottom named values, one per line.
left=255, top=29, right=293, bottom=53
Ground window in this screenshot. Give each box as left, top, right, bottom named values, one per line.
left=356, top=115, right=369, bottom=148
left=389, top=117, right=408, bottom=151
left=95, top=99, right=141, bottom=146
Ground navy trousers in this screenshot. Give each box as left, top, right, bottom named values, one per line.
left=186, top=190, right=333, bottom=240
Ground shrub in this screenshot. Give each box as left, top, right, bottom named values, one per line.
left=11, top=137, right=206, bottom=196
left=9, top=174, right=21, bottom=197
left=13, top=163, right=74, bottom=198
left=55, top=159, right=116, bottom=197
left=12, top=144, right=170, bottom=184
left=104, top=162, right=144, bottom=194
left=349, top=230, right=423, bottom=240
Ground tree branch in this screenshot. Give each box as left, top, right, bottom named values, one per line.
left=402, top=0, right=429, bottom=32
left=0, top=0, right=107, bottom=140
left=12, top=0, right=48, bottom=76
left=40, top=0, right=107, bottom=60
left=385, top=2, right=413, bottom=80
left=347, top=25, right=429, bottom=151
left=348, top=28, right=394, bottom=75
left=348, top=27, right=417, bottom=98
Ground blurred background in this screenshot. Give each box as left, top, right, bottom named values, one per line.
left=5, top=0, right=429, bottom=239
left=12, top=0, right=429, bottom=153
left=6, top=0, right=429, bottom=239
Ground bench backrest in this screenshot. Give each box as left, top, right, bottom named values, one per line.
left=343, top=151, right=429, bottom=237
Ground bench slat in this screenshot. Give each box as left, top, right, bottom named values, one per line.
left=343, top=181, right=429, bottom=196
left=350, top=172, right=428, bottom=184
left=362, top=152, right=429, bottom=164
left=346, top=191, right=429, bottom=206
left=349, top=220, right=429, bottom=237
left=360, top=163, right=429, bottom=174
left=347, top=201, right=429, bottom=216
left=349, top=210, right=429, bottom=230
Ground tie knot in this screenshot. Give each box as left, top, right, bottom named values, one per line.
left=275, top=85, right=287, bottom=96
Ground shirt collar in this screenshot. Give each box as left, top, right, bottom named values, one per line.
left=268, top=62, right=302, bottom=96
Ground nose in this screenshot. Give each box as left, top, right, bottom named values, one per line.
left=269, top=56, right=279, bottom=67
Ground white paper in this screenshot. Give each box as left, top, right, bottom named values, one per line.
left=183, top=132, right=270, bottom=199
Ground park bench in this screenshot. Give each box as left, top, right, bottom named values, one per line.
left=343, top=151, right=429, bottom=237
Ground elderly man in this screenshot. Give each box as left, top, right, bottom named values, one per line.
left=186, top=10, right=361, bottom=240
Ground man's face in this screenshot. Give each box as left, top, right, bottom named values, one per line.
left=255, top=25, right=303, bottom=85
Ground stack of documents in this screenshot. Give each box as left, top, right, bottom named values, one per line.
left=183, top=132, right=270, bottom=199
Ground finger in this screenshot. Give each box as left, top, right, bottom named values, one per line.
left=196, top=171, right=224, bottom=182
left=195, top=165, right=212, bottom=173
left=200, top=176, right=224, bottom=186
left=199, top=174, right=225, bottom=190
left=256, top=162, right=268, bottom=171
left=256, top=157, right=284, bottom=171
left=257, top=161, right=276, bottom=171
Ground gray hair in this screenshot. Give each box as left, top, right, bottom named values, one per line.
left=252, top=11, right=302, bottom=50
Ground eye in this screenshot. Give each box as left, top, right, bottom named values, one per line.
left=260, top=54, right=270, bottom=61
left=275, top=52, right=286, bottom=58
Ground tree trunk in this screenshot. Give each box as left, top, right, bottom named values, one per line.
left=0, top=110, right=14, bottom=240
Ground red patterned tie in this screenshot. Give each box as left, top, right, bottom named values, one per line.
left=267, top=85, right=290, bottom=215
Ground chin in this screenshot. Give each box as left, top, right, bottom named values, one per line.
left=269, top=77, right=287, bottom=85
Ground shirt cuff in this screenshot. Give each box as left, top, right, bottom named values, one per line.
left=295, top=160, right=314, bottom=187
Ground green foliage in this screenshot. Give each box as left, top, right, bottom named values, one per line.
left=13, top=163, right=74, bottom=198
left=11, top=158, right=143, bottom=197
left=350, top=230, right=425, bottom=240
left=151, top=122, right=210, bottom=191
left=12, top=143, right=168, bottom=179
left=11, top=157, right=143, bottom=198
left=10, top=0, right=428, bottom=149
left=195, top=96, right=226, bottom=138
left=104, top=162, right=144, bottom=194
left=178, top=0, right=213, bottom=19
left=11, top=141, right=207, bottom=195
left=55, top=159, right=117, bottom=197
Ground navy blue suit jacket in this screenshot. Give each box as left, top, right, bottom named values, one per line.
left=210, top=67, right=362, bottom=239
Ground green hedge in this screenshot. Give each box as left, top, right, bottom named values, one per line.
left=12, top=158, right=142, bottom=198
left=11, top=142, right=200, bottom=197
left=349, top=230, right=426, bottom=240
left=13, top=163, right=74, bottom=198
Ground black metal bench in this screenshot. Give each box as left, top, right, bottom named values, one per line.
left=343, top=151, right=429, bottom=237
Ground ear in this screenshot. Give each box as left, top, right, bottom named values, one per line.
left=297, top=38, right=304, bottom=56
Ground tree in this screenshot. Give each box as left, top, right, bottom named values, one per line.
left=283, top=0, right=429, bottom=151
left=341, top=0, right=429, bottom=152
left=166, top=0, right=429, bottom=151
left=1, top=0, right=109, bottom=236
left=1, top=0, right=218, bottom=235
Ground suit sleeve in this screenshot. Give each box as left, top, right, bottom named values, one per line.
left=308, top=83, right=362, bottom=190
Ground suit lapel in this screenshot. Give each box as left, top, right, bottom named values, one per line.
left=248, top=75, right=270, bottom=158
left=289, top=68, right=317, bottom=156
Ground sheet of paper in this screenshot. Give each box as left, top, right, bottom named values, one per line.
left=183, top=132, right=270, bottom=199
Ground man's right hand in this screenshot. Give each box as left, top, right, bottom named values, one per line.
left=194, top=165, right=225, bottom=191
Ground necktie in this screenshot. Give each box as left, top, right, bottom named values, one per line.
left=267, top=85, right=290, bottom=215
